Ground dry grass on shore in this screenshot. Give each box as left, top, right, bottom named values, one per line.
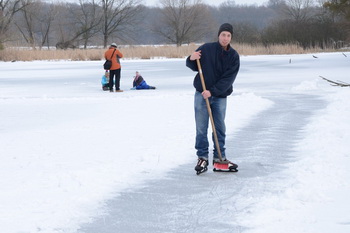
left=0, top=43, right=342, bottom=62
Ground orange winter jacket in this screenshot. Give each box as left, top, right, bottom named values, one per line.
left=104, top=47, right=123, bottom=70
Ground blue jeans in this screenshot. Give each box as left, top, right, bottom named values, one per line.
left=194, top=91, right=227, bottom=160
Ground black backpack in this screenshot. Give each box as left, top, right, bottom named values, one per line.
left=103, top=49, right=116, bottom=70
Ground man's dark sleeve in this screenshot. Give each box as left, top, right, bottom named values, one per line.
left=186, top=45, right=203, bottom=71
left=186, top=56, right=198, bottom=71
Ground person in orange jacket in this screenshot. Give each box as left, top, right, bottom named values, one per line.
left=104, top=43, right=123, bottom=92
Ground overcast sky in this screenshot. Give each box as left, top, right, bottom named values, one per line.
left=143, top=0, right=268, bottom=7
left=60, top=0, right=268, bottom=7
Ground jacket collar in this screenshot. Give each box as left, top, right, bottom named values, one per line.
left=216, top=41, right=231, bottom=52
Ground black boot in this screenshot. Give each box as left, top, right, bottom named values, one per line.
left=195, top=158, right=208, bottom=175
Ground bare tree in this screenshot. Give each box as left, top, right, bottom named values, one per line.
left=69, top=0, right=102, bottom=49
left=54, top=0, right=103, bottom=49
left=0, top=0, right=29, bottom=47
left=324, top=0, right=350, bottom=20
left=14, top=0, right=38, bottom=49
left=100, top=0, right=142, bottom=48
left=11, top=0, right=56, bottom=49
left=231, top=22, right=260, bottom=44
left=36, top=2, right=56, bottom=49
left=283, top=0, right=314, bottom=22
left=54, top=3, right=77, bottom=49
left=154, top=0, right=214, bottom=46
left=324, top=0, right=350, bottom=42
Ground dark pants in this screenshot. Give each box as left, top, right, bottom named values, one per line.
left=109, top=69, right=121, bottom=90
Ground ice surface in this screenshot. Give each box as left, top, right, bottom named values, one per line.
left=1, top=52, right=350, bottom=233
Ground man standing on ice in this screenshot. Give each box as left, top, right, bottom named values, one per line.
left=186, top=23, right=240, bottom=174
left=104, top=43, right=123, bottom=92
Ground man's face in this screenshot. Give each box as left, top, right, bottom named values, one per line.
left=219, top=31, right=232, bottom=48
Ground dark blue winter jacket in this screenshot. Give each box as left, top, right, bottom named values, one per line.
left=186, top=42, right=240, bottom=98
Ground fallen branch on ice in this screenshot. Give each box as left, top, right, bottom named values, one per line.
left=320, top=76, right=350, bottom=87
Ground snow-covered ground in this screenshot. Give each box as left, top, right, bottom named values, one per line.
left=0, top=52, right=349, bottom=233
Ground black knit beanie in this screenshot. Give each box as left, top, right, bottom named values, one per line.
left=218, top=23, right=233, bottom=36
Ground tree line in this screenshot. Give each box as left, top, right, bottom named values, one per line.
left=0, top=0, right=349, bottom=50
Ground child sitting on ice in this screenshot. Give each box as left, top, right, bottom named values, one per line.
left=132, top=71, right=156, bottom=90
left=101, top=71, right=110, bottom=91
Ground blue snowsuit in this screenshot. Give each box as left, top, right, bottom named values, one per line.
left=133, top=75, right=155, bottom=90
left=101, top=75, right=108, bottom=86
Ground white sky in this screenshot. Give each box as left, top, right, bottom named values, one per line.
left=59, top=0, right=267, bottom=7
left=143, top=0, right=268, bottom=7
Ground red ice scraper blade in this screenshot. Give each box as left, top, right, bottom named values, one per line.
left=213, top=162, right=230, bottom=170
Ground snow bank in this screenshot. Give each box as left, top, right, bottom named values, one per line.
left=238, top=89, right=350, bottom=232
left=291, top=78, right=321, bottom=91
